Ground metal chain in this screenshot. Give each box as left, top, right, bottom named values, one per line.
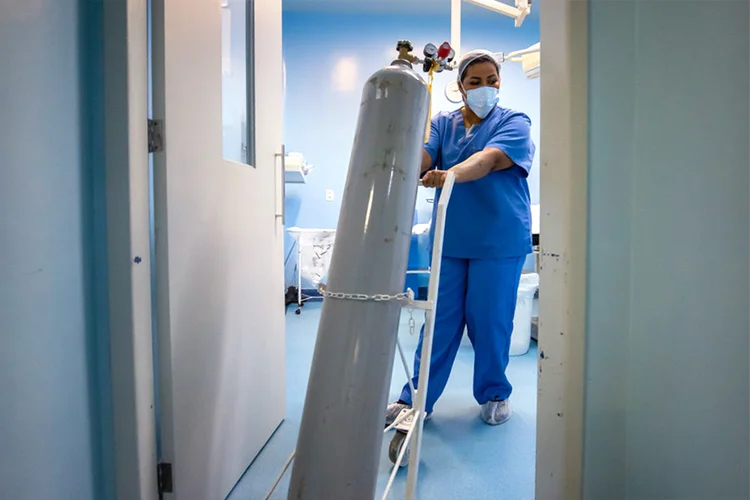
left=318, top=284, right=414, bottom=302
left=319, top=290, right=411, bottom=302
left=318, top=284, right=418, bottom=335
left=407, top=308, right=416, bottom=336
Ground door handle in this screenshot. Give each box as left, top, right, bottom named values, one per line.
left=274, top=145, right=286, bottom=225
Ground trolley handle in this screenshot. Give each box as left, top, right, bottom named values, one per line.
left=435, top=172, right=455, bottom=208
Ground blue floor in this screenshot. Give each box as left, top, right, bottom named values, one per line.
left=229, top=302, right=537, bottom=500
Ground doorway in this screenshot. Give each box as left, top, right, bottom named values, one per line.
left=227, top=1, right=587, bottom=499
left=104, top=0, right=588, bottom=498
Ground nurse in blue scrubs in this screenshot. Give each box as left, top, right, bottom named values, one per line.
left=386, top=50, right=536, bottom=426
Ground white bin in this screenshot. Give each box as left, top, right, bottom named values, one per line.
left=510, top=273, right=539, bottom=357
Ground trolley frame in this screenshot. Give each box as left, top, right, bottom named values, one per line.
left=381, top=172, right=454, bottom=500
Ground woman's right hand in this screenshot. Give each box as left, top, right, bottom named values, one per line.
left=422, top=170, right=447, bottom=188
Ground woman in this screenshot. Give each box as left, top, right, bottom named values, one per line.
left=386, top=49, right=536, bottom=426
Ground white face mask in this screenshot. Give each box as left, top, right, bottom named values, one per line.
left=464, top=86, right=499, bottom=119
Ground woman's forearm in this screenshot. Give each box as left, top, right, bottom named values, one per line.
left=449, top=150, right=495, bottom=183
left=421, top=148, right=515, bottom=187
left=449, top=148, right=513, bottom=183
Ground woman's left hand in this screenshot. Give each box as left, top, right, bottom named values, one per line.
left=422, top=170, right=447, bottom=188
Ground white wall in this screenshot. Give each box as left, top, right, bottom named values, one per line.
left=585, top=2, right=749, bottom=498
left=0, top=1, right=110, bottom=499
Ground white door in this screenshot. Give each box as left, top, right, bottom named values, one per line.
left=150, top=0, right=285, bottom=498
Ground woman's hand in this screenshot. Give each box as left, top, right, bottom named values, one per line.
left=422, top=170, right=448, bottom=188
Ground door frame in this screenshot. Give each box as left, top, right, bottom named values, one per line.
left=102, top=0, right=590, bottom=498
left=102, top=0, right=157, bottom=499
left=536, top=1, right=588, bottom=498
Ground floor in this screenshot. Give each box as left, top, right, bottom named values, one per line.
left=228, top=302, right=538, bottom=500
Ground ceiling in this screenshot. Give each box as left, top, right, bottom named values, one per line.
left=284, top=0, right=448, bottom=13
left=283, top=0, right=541, bottom=17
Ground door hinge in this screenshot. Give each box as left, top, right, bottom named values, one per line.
left=148, top=119, right=164, bottom=153
left=157, top=462, right=173, bottom=494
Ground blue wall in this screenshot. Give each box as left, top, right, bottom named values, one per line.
left=584, top=3, right=749, bottom=498
left=0, top=1, right=111, bottom=499
left=282, top=9, right=540, bottom=286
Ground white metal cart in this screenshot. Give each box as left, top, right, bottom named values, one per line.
left=381, top=172, right=454, bottom=500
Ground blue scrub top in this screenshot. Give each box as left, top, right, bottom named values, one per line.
left=424, top=106, right=536, bottom=259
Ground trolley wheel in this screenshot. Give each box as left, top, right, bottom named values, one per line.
left=295, top=308, right=301, bottom=315
left=388, top=431, right=409, bottom=468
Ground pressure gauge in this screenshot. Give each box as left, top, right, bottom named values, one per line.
left=423, top=43, right=437, bottom=59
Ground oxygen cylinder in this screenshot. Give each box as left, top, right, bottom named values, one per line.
left=287, top=60, right=430, bottom=499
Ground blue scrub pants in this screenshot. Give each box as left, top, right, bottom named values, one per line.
left=399, top=256, right=525, bottom=413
